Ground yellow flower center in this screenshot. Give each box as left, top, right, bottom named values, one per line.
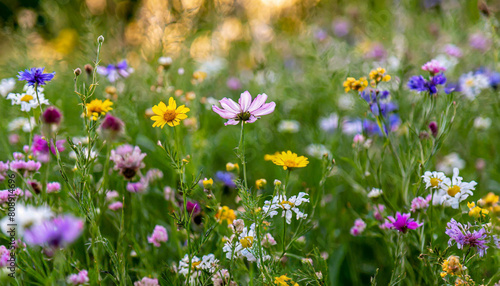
left=447, top=185, right=461, bottom=197
left=191, top=261, right=201, bottom=269
left=239, top=236, right=254, bottom=248
left=430, top=177, right=442, bottom=187
left=465, top=79, right=474, bottom=87
left=20, top=94, right=34, bottom=102
left=279, top=200, right=294, bottom=209
left=163, top=110, right=177, bottom=122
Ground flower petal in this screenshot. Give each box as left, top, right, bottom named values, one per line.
left=239, top=91, right=252, bottom=112
left=220, top=98, right=241, bottom=113
left=252, top=102, right=275, bottom=117
left=248, top=93, right=268, bottom=113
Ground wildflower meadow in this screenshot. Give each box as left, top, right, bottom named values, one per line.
left=2, top=0, right=500, bottom=285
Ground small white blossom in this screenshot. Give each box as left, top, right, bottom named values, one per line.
left=422, top=171, right=447, bottom=189
left=6, top=84, right=49, bottom=112
left=367, top=188, right=383, bottom=198
left=473, top=117, right=492, bottom=130
left=0, top=78, right=16, bottom=97
left=278, top=120, right=300, bottom=133
left=8, top=117, right=36, bottom=133
left=306, top=144, right=331, bottom=159
left=262, top=192, right=309, bottom=224
left=459, top=72, right=490, bottom=100
left=436, top=153, right=465, bottom=174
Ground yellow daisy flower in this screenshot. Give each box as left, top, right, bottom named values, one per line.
left=86, top=99, right=113, bottom=120
left=268, top=151, right=309, bottom=170
left=274, top=275, right=298, bottom=286
left=150, top=97, right=190, bottom=128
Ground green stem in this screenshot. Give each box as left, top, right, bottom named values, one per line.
left=239, top=121, right=248, bottom=191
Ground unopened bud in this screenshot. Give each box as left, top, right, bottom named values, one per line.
left=84, top=64, right=93, bottom=75
left=97, top=35, right=105, bottom=43
left=74, top=68, right=82, bottom=76
left=428, top=121, right=438, bottom=138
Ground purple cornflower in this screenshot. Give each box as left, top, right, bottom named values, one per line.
left=212, top=91, right=276, bottom=126
left=99, top=114, right=125, bottom=141
left=24, top=216, right=84, bottom=248
left=215, top=171, right=236, bottom=188
left=67, top=270, right=89, bottom=285
left=185, top=201, right=201, bottom=215
left=408, top=73, right=447, bottom=95
left=46, top=182, right=61, bottom=193
left=350, top=218, right=367, bottom=236
left=147, top=225, right=168, bottom=247
left=386, top=212, right=422, bottom=233
left=42, top=106, right=62, bottom=125
left=97, top=60, right=133, bottom=82
left=126, top=181, right=147, bottom=193
left=410, top=195, right=431, bottom=212
left=110, top=145, right=146, bottom=179
left=226, top=77, right=242, bottom=90
left=17, top=67, right=55, bottom=86
left=445, top=219, right=489, bottom=257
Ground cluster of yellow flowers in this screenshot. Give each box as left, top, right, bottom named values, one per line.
left=369, top=67, right=391, bottom=87
left=215, top=206, right=236, bottom=225
left=468, top=192, right=500, bottom=218
left=274, top=275, right=299, bottom=286
left=342, top=76, right=368, bottom=93
left=440, top=255, right=466, bottom=278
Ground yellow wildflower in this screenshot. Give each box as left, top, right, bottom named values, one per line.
left=369, top=67, right=391, bottom=87
left=150, top=97, right=190, bottom=128
left=467, top=202, right=489, bottom=218
left=215, top=206, right=236, bottom=225
left=86, top=99, right=113, bottom=120
left=255, top=179, right=267, bottom=189
left=274, top=275, right=299, bottom=286
left=203, top=178, right=213, bottom=190
left=343, top=77, right=368, bottom=93
left=267, top=151, right=309, bottom=170
left=441, top=255, right=465, bottom=278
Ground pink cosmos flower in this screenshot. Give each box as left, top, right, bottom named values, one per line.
left=134, top=277, right=159, bottom=286
left=421, top=59, right=446, bottom=75
left=147, top=225, right=168, bottom=247
left=212, top=91, right=276, bottom=126
left=386, top=212, right=422, bottom=233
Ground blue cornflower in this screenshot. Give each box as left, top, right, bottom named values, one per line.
left=17, top=68, right=55, bottom=86
left=362, top=114, right=401, bottom=136
left=360, top=90, right=397, bottom=117
left=407, top=73, right=446, bottom=95
left=97, top=60, right=133, bottom=82
left=215, top=171, right=236, bottom=188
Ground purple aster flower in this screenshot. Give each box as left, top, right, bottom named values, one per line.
left=17, top=68, right=55, bottom=86
left=408, top=73, right=446, bottom=95
left=332, top=19, right=350, bottom=37
left=469, top=33, right=491, bottom=52
left=314, top=29, right=328, bottom=41
left=212, top=91, right=276, bottom=126
left=215, top=171, right=236, bottom=188
left=386, top=212, right=422, bottom=233
left=24, top=216, right=84, bottom=248
left=97, top=60, right=133, bottom=82
left=445, top=219, right=490, bottom=257
left=110, top=145, right=147, bottom=179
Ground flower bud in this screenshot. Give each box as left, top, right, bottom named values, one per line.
left=274, top=179, right=282, bottom=187
left=84, top=64, right=93, bottom=75
left=226, top=162, right=239, bottom=172
left=98, top=114, right=124, bottom=142
left=97, top=35, right=104, bottom=43
left=255, top=179, right=267, bottom=189
left=74, top=68, right=82, bottom=76
left=428, top=121, right=438, bottom=138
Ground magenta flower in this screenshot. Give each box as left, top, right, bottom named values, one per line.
left=0, top=245, right=10, bottom=267
left=99, top=114, right=125, bottom=141
left=421, top=59, right=447, bottom=75
left=32, top=135, right=65, bottom=163
left=446, top=219, right=490, bottom=257
left=134, top=277, right=159, bottom=286
left=108, top=201, right=123, bottom=211
left=410, top=195, right=431, bottom=212
left=350, top=218, right=367, bottom=236
left=212, top=91, right=276, bottom=126
left=0, top=161, right=9, bottom=182
left=126, top=181, right=147, bottom=193
left=42, top=106, right=62, bottom=125
left=46, top=182, right=61, bottom=193
left=147, top=225, right=168, bottom=247
left=386, top=212, right=422, bottom=233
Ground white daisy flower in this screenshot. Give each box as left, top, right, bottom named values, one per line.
left=459, top=72, right=490, bottom=100
left=6, top=85, right=49, bottom=112
left=473, top=117, right=492, bottom=130
left=8, top=117, right=36, bottom=132
left=262, top=192, right=309, bottom=224
left=367, top=188, right=383, bottom=198
left=431, top=189, right=451, bottom=207
left=440, top=168, right=477, bottom=209
left=178, top=254, right=201, bottom=277
left=199, top=254, right=219, bottom=273
left=422, top=171, right=447, bottom=189
left=0, top=78, right=16, bottom=97
left=278, top=120, right=300, bottom=133
left=224, top=223, right=257, bottom=262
